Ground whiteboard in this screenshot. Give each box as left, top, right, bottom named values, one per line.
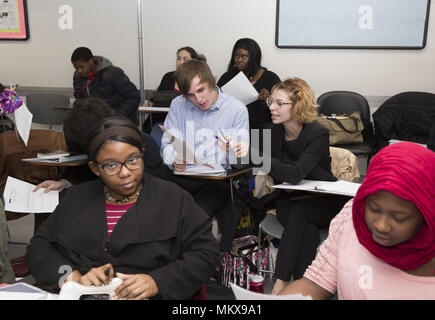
left=276, top=0, right=431, bottom=49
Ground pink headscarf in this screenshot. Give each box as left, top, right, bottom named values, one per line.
left=352, top=142, right=435, bottom=270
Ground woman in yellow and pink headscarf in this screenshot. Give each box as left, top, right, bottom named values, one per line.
left=278, top=142, right=435, bottom=299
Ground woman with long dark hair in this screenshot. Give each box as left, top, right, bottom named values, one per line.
left=217, top=38, right=280, bottom=130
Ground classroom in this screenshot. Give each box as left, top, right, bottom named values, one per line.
left=0, top=0, right=434, bottom=303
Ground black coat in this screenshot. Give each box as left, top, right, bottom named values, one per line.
left=25, top=174, right=219, bottom=299
left=268, top=121, right=336, bottom=184
left=73, top=57, right=140, bottom=124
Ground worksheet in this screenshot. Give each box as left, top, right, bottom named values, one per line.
left=3, top=176, right=59, bottom=213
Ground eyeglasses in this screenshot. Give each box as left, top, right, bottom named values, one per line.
left=266, top=97, right=292, bottom=108
left=96, top=155, right=143, bottom=176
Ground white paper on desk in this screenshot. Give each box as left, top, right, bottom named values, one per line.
left=3, top=176, right=59, bottom=213
left=22, top=154, right=88, bottom=164
left=5, top=103, right=32, bottom=146
left=272, top=179, right=360, bottom=197
left=221, top=71, right=259, bottom=105
left=0, top=283, right=48, bottom=300
left=173, top=164, right=226, bottom=177
left=230, top=283, right=312, bottom=300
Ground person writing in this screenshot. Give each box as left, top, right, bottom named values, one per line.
left=26, top=116, right=219, bottom=299
left=71, top=47, right=140, bottom=124
left=160, top=59, right=249, bottom=251
left=278, top=142, right=435, bottom=299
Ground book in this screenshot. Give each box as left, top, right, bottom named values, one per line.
left=37, top=149, right=70, bottom=159
left=272, top=179, right=360, bottom=197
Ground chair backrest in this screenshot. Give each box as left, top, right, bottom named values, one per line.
left=26, top=93, right=70, bottom=125
left=317, top=91, right=374, bottom=144
left=372, top=91, right=435, bottom=150
left=0, top=129, right=67, bottom=220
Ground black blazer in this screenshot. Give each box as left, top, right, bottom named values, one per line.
left=268, top=121, right=336, bottom=184
left=25, top=174, right=219, bottom=299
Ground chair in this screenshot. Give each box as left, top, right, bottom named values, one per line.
left=372, top=91, right=435, bottom=152
left=317, top=91, right=375, bottom=168
left=256, top=147, right=359, bottom=275
left=26, top=93, right=70, bottom=126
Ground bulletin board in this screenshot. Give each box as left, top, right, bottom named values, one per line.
left=0, top=0, right=29, bottom=40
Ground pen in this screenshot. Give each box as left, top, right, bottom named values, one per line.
left=216, top=128, right=233, bottom=146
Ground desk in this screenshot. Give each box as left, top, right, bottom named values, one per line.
left=138, top=105, right=170, bottom=131
left=177, top=167, right=252, bottom=204
left=22, top=156, right=88, bottom=180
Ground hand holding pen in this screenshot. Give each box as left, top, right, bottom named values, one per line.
left=215, top=129, right=249, bottom=158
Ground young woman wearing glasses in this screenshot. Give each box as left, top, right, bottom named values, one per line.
left=262, top=78, right=349, bottom=294
left=26, top=116, right=219, bottom=300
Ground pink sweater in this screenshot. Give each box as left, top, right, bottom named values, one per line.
left=304, top=200, right=435, bottom=300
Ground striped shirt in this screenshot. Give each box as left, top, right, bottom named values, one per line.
left=105, top=202, right=135, bottom=242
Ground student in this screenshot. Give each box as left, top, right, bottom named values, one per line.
left=157, top=46, right=206, bottom=92
left=143, top=47, right=206, bottom=133
left=33, top=98, right=171, bottom=231
left=161, top=59, right=250, bottom=251
left=278, top=142, right=435, bottom=299
left=217, top=38, right=281, bottom=131
left=26, top=116, right=219, bottom=299
left=71, top=47, right=140, bottom=124
left=262, top=78, right=349, bottom=294
left=34, top=98, right=171, bottom=193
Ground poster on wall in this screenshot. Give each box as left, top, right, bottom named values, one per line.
left=276, top=0, right=431, bottom=49
left=0, top=0, right=29, bottom=40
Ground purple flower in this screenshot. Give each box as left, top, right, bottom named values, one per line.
left=0, top=90, right=23, bottom=115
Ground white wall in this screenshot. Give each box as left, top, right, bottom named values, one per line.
left=1, top=0, right=434, bottom=97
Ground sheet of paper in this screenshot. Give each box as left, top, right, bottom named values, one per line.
left=272, top=179, right=360, bottom=197
left=173, top=164, right=226, bottom=177
left=3, top=176, right=59, bottom=213
left=230, top=283, right=312, bottom=300
left=221, top=71, right=259, bottom=105
left=6, top=103, right=32, bottom=146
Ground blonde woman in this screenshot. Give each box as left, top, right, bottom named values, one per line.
left=264, top=78, right=349, bottom=294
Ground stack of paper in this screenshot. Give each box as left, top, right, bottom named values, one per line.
left=22, top=154, right=88, bottom=164
left=37, top=149, right=70, bottom=159
left=173, top=164, right=226, bottom=177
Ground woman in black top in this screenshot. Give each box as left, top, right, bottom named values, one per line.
left=217, top=38, right=280, bottom=130
left=143, top=47, right=206, bottom=132
left=156, top=46, right=206, bottom=92
left=263, top=78, right=349, bottom=294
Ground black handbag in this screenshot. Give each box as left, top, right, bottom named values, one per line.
left=149, top=90, right=181, bottom=107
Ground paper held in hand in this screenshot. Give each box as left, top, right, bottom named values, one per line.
left=221, top=71, right=259, bottom=105
left=3, top=176, right=59, bottom=213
